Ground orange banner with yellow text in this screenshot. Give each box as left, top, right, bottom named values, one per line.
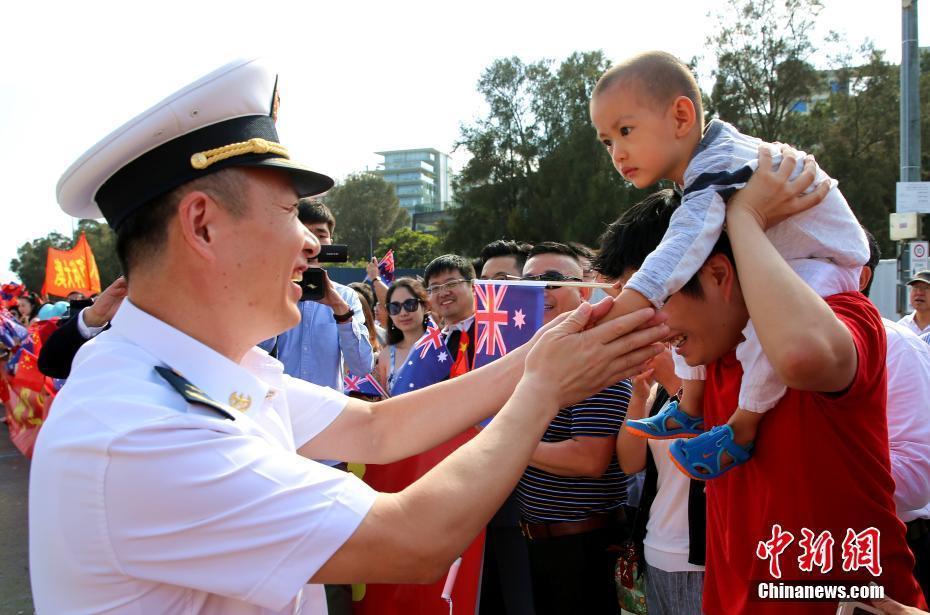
left=43, top=233, right=101, bottom=298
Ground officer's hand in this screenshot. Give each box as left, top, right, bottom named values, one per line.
left=524, top=303, right=667, bottom=409
left=84, top=277, right=128, bottom=328
left=315, top=270, right=352, bottom=319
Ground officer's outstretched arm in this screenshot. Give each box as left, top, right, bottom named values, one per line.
left=301, top=304, right=667, bottom=465
left=310, top=304, right=666, bottom=583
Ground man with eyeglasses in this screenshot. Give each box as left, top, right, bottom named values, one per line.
left=424, top=255, right=478, bottom=377
left=516, top=242, right=633, bottom=615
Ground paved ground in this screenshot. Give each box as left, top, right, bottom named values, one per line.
left=0, top=416, right=34, bottom=614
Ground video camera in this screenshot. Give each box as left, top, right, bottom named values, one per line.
left=299, top=244, right=348, bottom=301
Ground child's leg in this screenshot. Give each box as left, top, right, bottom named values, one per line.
left=726, top=407, right=765, bottom=449
left=624, top=356, right=705, bottom=439
left=673, top=351, right=705, bottom=418
left=734, top=318, right=786, bottom=416
left=678, top=378, right=705, bottom=418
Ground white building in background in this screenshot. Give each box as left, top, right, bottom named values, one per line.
left=374, top=148, right=452, bottom=215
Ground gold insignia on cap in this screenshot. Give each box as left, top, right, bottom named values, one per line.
left=228, top=392, right=252, bottom=412
left=271, top=87, right=281, bottom=123
left=190, top=137, right=289, bottom=170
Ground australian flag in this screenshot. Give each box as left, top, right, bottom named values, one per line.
left=472, top=281, right=544, bottom=370
left=344, top=370, right=390, bottom=398
left=378, top=250, right=395, bottom=285
left=389, top=323, right=451, bottom=396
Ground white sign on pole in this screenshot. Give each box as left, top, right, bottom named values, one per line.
left=910, top=240, right=929, bottom=276
left=897, top=182, right=930, bottom=213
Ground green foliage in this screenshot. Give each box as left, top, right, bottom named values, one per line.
left=10, top=232, right=72, bottom=292
left=326, top=173, right=409, bottom=262
left=791, top=45, right=900, bottom=255
left=448, top=51, right=651, bottom=256
left=376, top=228, right=442, bottom=269
left=9, top=220, right=120, bottom=294
left=707, top=0, right=825, bottom=142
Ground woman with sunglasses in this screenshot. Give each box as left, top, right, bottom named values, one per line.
left=374, top=277, right=430, bottom=391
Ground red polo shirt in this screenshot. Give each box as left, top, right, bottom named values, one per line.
left=701, top=292, right=926, bottom=614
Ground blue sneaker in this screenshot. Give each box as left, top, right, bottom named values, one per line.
left=624, top=400, right=704, bottom=440
left=668, top=424, right=753, bottom=481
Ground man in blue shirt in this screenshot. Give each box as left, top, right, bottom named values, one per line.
left=265, top=200, right=373, bottom=392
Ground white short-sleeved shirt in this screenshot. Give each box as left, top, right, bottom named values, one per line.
left=883, top=318, right=930, bottom=522
left=897, top=311, right=930, bottom=336
left=29, top=300, right=378, bottom=614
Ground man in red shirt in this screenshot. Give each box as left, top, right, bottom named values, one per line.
left=606, top=148, right=926, bottom=614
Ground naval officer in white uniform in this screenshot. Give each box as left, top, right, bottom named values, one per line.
left=29, top=58, right=668, bottom=614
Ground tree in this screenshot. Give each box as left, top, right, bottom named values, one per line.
left=9, top=221, right=121, bottom=294
left=326, top=173, right=409, bottom=261
left=791, top=45, right=900, bottom=255
left=448, top=51, right=645, bottom=256
left=376, top=228, right=443, bottom=269
left=10, top=232, right=72, bottom=292
left=706, top=0, right=824, bottom=143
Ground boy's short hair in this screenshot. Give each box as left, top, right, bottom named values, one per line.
left=594, top=51, right=703, bottom=121
left=297, top=198, right=335, bottom=233
left=423, top=254, right=475, bottom=286
left=594, top=188, right=732, bottom=298
left=478, top=240, right=532, bottom=272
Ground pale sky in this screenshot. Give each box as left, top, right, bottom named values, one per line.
left=1, top=0, right=923, bottom=283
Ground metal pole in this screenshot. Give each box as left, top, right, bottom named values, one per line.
left=899, top=0, right=922, bottom=315
left=901, top=0, right=921, bottom=182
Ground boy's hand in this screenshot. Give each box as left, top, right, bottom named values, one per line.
left=728, top=145, right=830, bottom=231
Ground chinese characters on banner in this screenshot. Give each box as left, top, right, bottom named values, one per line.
left=756, top=525, right=882, bottom=578
left=43, top=233, right=101, bottom=298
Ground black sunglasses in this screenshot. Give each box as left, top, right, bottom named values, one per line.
left=387, top=298, right=422, bottom=315
left=522, top=271, right=582, bottom=290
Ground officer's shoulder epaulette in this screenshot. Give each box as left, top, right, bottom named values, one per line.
left=154, top=366, right=236, bottom=421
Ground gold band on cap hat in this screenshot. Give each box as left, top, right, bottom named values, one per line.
left=190, top=137, right=289, bottom=170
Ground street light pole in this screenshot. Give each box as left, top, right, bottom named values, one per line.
left=898, top=0, right=922, bottom=315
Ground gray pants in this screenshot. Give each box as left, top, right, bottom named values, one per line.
left=644, top=563, right=703, bottom=615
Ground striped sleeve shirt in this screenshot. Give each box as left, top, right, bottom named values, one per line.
left=516, top=380, right=633, bottom=523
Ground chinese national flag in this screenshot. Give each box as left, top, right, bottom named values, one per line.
left=43, top=233, right=102, bottom=298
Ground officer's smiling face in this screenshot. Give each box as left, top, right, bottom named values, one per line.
left=221, top=168, right=315, bottom=340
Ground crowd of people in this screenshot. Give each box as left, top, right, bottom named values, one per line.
left=5, top=53, right=930, bottom=615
